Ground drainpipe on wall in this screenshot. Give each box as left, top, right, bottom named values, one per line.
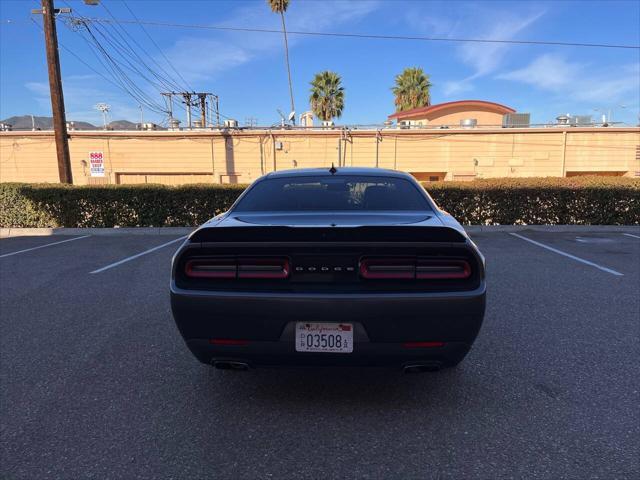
left=561, top=130, right=568, bottom=177
left=375, top=129, right=382, bottom=168
left=270, top=131, right=277, bottom=172
left=393, top=135, right=397, bottom=170
left=210, top=137, right=216, bottom=183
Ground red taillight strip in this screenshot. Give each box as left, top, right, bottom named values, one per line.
left=403, top=341, right=446, bottom=348
left=360, top=257, right=472, bottom=280
left=360, top=257, right=415, bottom=279
left=416, top=260, right=471, bottom=279
left=185, top=259, right=236, bottom=278
left=238, top=257, right=290, bottom=279
left=185, top=257, right=289, bottom=280
left=209, top=338, right=250, bottom=346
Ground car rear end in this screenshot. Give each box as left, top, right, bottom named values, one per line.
left=170, top=224, right=485, bottom=371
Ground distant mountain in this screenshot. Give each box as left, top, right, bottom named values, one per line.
left=108, top=119, right=139, bottom=130
left=0, top=116, right=151, bottom=131
left=1, top=115, right=97, bottom=130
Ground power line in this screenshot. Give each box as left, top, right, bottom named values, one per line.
left=30, top=17, right=130, bottom=97
left=120, top=0, right=194, bottom=92
left=99, top=1, right=186, bottom=92
left=79, top=21, right=168, bottom=114
left=79, top=17, right=639, bottom=50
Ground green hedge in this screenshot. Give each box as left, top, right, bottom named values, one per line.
left=425, top=177, right=640, bottom=225
left=1, top=177, right=638, bottom=227
left=0, top=183, right=246, bottom=228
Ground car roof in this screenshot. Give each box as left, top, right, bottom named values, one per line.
left=264, top=167, right=413, bottom=179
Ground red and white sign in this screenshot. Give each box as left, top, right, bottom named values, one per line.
left=89, top=151, right=105, bottom=177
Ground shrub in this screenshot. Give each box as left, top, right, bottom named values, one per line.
left=0, top=183, right=247, bottom=228
left=0, top=177, right=638, bottom=227
left=424, top=177, right=639, bottom=225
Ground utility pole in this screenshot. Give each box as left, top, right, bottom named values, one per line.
left=213, top=94, right=220, bottom=127
left=34, top=0, right=73, bottom=183
left=182, top=92, right=193, bottom=129
left=197, top=93, right=207, bottom=128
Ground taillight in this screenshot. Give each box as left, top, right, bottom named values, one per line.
left=185, top=257, right=289, bottom=280
left=359, top=257, right=415, bottom=279
left=209, top=338, right=250, bottom=346
left=238, top=257, right=289, bottom=279
left=359, top=257, right=471, bottom=280
left=416, top=260, right=471, bottom=279
left=185, top=258, right=236, bottom=278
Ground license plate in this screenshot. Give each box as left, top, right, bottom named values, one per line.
left=295, top=323, right=353, bottom=353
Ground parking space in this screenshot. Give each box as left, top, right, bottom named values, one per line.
left=507, top=229, right=640, bottom=277
left=1, top=229, right=638, bottom=479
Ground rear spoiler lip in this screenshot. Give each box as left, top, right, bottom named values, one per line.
left=189, top=225, right=467, bottom=243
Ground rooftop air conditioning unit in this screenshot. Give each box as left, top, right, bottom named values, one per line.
left=322, top=120, right=334, bottom=129
left=224, top=119, right=239, bottom=128
left=0, top=123, right=12, bottom=132
left=573, top=115, right=592, bottom=126
left=399, top=120, right=410, bottom=129
left=502, top=113, right=530, bottom=128
left=142, top=123, right=158, bottom=131
left=299, top=111, right=314, bottom=127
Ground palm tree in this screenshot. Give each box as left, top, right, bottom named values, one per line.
left=309, top=71, right=345, bottom=121
left=392, top=67, right=432, bottom=112
left=268, top=0, right=295, bottom=123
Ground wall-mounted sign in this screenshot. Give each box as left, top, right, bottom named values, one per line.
left=89, top=151, right=105, bottom=177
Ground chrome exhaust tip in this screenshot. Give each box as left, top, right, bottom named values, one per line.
left=403, top=362, right=442, bottom=373
left=213, top=361, right=250, bottom=371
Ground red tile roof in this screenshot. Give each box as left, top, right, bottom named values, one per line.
left=388, top=100, right=515, bottom=120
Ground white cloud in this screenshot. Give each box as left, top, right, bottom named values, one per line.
left=405, top=5, right=545, bottom=98
left=162, top=39, right=251, bottom=82
left=456, top=10, right=545, bottom=79
left=442, top=79, right=475, bottom=96
left=161, top=0, right=381, bottom=85
left=498, top=54, right=640, bottom=104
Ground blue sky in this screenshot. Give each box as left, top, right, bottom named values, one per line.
left=1, top=0, right=639, bottom=126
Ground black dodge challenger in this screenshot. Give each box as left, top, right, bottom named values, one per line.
left=170, top=167, right=485, bottom=372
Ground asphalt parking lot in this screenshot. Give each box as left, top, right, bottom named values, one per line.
left=1, top=228, right=639, bottom=479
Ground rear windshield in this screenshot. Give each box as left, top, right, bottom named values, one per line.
left=233, top=175, right=432, bottom=212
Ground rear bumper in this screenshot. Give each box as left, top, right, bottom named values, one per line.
left=186, top=338, right=472, bottom=369
left=171, top=282, right=485, bottom=366
left=170, top=282, right=486, bottom=368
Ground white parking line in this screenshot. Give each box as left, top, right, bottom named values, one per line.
left=0, top=235, right=90, bottom=259
left=90, top=236, right=187, bottom=274
left=622, top=233, right=640, bottom=239
left=509, top=233, right=624, bottom=276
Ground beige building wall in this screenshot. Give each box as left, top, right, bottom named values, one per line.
left=1, top=128, right=638, bottom=185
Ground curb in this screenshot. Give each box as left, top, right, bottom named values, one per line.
left=1, top=225, right=639, bottom=237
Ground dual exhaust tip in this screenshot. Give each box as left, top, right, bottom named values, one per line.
left=213, top=360, right=250, bottom=371
left=213, top=360, right=443, bottom=373
left=403, top=362, right=443, bottom=373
